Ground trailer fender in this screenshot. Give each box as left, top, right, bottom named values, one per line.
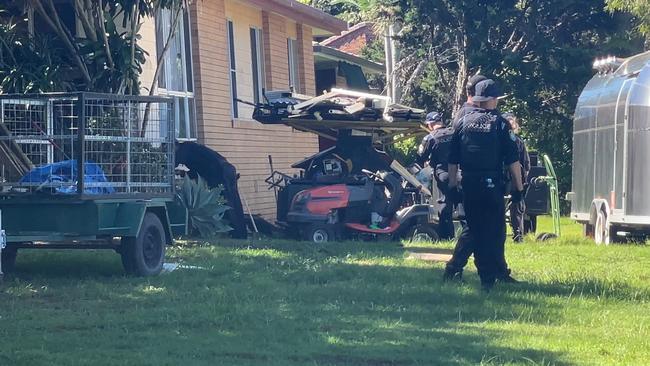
left=145, top=206, right=174, bottom=245
left=589, top=199, right=610, bottom=225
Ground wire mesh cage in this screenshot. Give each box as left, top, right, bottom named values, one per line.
left=0, top=93, right=175, bottom=197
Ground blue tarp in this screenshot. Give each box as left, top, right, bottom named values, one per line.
left=20, top=160, right=115, bottom=194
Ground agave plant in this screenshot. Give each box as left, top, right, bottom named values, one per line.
left=176, top=175, right=232, bottom=238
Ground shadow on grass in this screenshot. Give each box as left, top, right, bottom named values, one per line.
left=5, top=239, right=638, bottom=365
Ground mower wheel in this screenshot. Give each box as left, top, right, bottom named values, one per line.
left=1, top=247, right=18, bottom=274
left=120, top=213, right=166, bottom=276
left=304, top=224, right=336, bottom=244
left=409, top=224, right=440, bottom=243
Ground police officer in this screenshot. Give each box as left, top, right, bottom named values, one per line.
left=444, top=75, right=512, bottom=282
left=452, top=74, right=487, bottom=125
left=446, top=79, right=524, bottom=291
left=503, top=112, right=530, bottom=242
left=416, top=111, right=455, bottom=239
left=416, top=112, right=443, bottom=167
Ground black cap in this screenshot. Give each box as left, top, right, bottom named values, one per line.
left=466, top=74, right=487, bottom=96
left=425, top=111, right=443, bottom=124
left=472, top=79, right=501, bottom=102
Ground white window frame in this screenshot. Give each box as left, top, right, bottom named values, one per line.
left=250, top=27, right=266, bottom=104
left=156, top=8, right=197, bottom=141
left=287, top=38, right=301, bottom=93
left=227, top=19, right=239, bottom=119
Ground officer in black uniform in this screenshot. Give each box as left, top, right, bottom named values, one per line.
left=446, top=79, right=524, bottom=291
left=452, top=74, right=487, bottom=125
left=503, top=112, right=531, bottom=242
left=444, top=74, right=511, bottom=281
left=416, top=112, right=443, bottom=167
left=416, top=111, right=455, bottom=239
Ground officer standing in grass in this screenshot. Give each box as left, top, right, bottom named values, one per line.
left=446, top=79, right=524, bottom=291
left=443, top=75, right=514, bottom=282
left=416, top=111, right=455, bottom=239
left=503, top=112, right=531, bottom=243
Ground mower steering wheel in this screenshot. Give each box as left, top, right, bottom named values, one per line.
left=361, top=169, right=383, bottom=182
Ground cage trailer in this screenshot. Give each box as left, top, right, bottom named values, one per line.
left=570, top=51, right=650, bottom=243
left=0, top=93, right=187, bottom=277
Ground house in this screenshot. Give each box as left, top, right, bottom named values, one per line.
left=314, top=21, right=383, bottom=93
left=131, top=0, right=348, bottom=221
left=181, top=1, right=347, bottom=220
left=1, top=0, right=346, bottom=221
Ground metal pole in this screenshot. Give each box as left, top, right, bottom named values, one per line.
left=0, top=210, right=5, bottom=279
left=77, top=93, right=86, bottom=195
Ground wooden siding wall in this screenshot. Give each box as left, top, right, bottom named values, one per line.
left=190, top=0, right=319, bottom=220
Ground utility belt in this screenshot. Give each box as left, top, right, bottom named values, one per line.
left=460, top=170, right=502, bottom=181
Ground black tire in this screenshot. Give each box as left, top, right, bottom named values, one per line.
left=608, top=225, right=627, bottom=243
left=409, top=224, right=441, bottom=243
left=120, top=212, right=166, bottom=276
left=1, top=248, right=17, bottom=274
left=303, top=224, right=335, bottom=244
left=536, top=232, right=558, bottom=242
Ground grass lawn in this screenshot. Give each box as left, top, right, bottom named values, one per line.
left=1, top=217, right=649, bottom=365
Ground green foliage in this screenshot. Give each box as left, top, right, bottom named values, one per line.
left=0, top=16, right=73, bottom=93
left=176, top=175, right=232, bottom=238
left=361, top=39, right=387, bottom=92
left=380, top=0, right=645, bottom=201
left=0, top=0, right=188, bottom=94
left=606, top=0, right=650, bottom=37
left=385, top=136, right=418, bottom=166
left=77, top=13, right=148, bottom=95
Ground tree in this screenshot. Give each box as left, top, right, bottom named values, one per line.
left=0, top=0, right=190, bottom=95
left=607, top=0, right=650, bottom=42
left=376, top=0, right=644, bottom=208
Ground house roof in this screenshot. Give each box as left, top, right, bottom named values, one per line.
left=320, top=22, right=376, bottom=54
left=313, top=44, right=384, bottom=74
left=243, top=0, right=348, bottom=35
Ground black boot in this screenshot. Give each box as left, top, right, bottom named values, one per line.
left=442, top=269, right=463, bottom=282
left=498, top=274, right=520, bottom=284
left=480, top=279, right=496, bottom=293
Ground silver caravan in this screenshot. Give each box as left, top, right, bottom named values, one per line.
left=571, top=51, right=650, bottom=243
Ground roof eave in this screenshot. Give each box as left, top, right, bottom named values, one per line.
left=313, top=44, right=385, bottom=74
left=243, top=0, right=348, bottom=35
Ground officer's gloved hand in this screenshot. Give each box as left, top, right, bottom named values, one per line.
left=511, top=189, right=525, bottom=203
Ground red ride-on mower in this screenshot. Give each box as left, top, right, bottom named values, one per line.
left=285, top=168, right=439, bottom=243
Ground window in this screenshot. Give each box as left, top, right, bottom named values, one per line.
left=250, top=27, right=265, bottom=104
left=287, top=38, right=301, bottom=93
left=227, top=20, right=239, bottom=119
left=156, top=8, right=196, bottom=140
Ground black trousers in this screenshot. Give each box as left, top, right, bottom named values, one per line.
left=509, top=200, right=525, bottom=239
left=445, top=177, right=509, bottom=284
left=435, top=171, right=455, bottom=240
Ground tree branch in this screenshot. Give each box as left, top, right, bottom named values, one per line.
left=73, top=0, right=97, bottom=42
left=31, top=0, right=92, bottom=85
left=96, top=0, right=115, bottom=70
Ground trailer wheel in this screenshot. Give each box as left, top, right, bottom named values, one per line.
left=121, top=213, right=166, bottom=276
left=594, top=210, right=610, bottom=245
left=1, top=248, right=17, bottom=274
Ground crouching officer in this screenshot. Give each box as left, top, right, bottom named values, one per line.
left=416, top=112, right=443, bottom=167
left=446, top=79, right=524, bottom=291
left=416, top=112, right=454, bottom=239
